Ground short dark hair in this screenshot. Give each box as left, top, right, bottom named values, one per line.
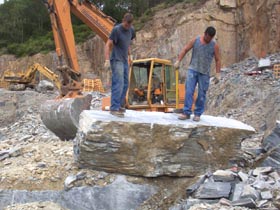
left=123, top=13, right=134, bottom=24
left=205, top=27, right=216, bottom=37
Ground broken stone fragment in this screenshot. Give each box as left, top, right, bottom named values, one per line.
left=36, top=80, right=55, bottom=92
left=37, top=162, right=47, bottom=168
left=194, top=182, right=232, bottom=199
left=213, top=170, right=236, bottom=182
left=186, top=172, right=211, bottom=196
left=261, top=122, right=280, bottom=168
left=253, top=167, right=273, bottom=176
left=252, top=175, right=273, bottom=190
left=231, top=198, right=256, bottom=208
left=8, top=147, right=22, bottom=157
left=238, top=171, right=249, bottom=182
left=240, top=185, right=260, bottom=201
left=0, top=147, right=22, bottom=161
left=257, top=199, right=269, bottom=208
left=0, top=150, right=9, bottom=161
left=64, top=175, right=79, bottom=190
left=64, top=172, right=87, bottom=190
left=0, top=154, right=9, bottom=161
left=219, top=0, right=237, bottom=8
left=74, top=110, right=254, bottom=177
left=232, top=183, right=245, bottom=202
left=219, top=198, right=232, bottom=206
left=261, top=191, right=273, bottom=200
left=269, top=172, right=280, bottom=182
left=3, top=201, right=68, bottom=210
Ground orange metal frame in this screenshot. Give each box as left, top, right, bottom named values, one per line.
left=46, top=0, right=115, bottom=73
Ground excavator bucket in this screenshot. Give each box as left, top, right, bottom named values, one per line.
left=40, top=95, right=92, bottom=140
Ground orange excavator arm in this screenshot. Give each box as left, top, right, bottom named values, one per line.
left=40, top=0, right=116, bottom=140
left=43, top=0, right=115, bottom=97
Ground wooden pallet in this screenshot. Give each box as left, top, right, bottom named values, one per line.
left=83, top=78, right=105, bottom=93
left=274, top=64, right=280, bottom=79
left=0, top=80, right=9, bottom=89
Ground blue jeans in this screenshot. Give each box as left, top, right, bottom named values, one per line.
left=183, top=69, right=210, bottom=116
left=110, top=60, right=129, bottom=111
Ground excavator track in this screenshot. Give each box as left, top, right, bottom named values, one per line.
left=40, top=94, right=92, bottom=140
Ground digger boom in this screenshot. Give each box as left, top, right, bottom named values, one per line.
left=43, top=0, right=115, bottom=97
left=40, top=0, right=115, bottom=140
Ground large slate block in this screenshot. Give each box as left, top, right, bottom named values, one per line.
left=0, top=176, right=156, bottom=210
left=194, top=182, right=232, bottom=199
left=74, top=110, right=255, bottom=177
left=261, top=121, right=280, bottom=168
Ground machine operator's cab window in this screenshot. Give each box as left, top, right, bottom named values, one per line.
left=128, top=60, right=176, bottom=107
left=151, top=63, right=164, bottom=104
left=128, top=61, right=149, bottom=105
left=165, top=65, right=176, bottom=104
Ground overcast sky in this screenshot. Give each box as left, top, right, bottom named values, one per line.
left=0, top=0, right=4, bottom=4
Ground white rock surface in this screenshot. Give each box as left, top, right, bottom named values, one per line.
left=79, top=110, right=255, bottom=133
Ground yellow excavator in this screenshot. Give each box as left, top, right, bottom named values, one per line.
left=3, top=63, right=61, bottom=91
left=40, top=0, right=190, bottom=140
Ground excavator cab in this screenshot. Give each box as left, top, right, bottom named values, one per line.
left=102, top=58, right=186, bottom=112
left=126, top=58, right=178, bottom=112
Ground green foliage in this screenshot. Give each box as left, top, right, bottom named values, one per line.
left=0, top=0, right=50, bottom=45
left=73, top=24, right=95, bottom=44
left=0, top=0, right=96, bottom=57
left=6, top=32, right=54, bottom=57
left=5, top=25, right=94, bottom=57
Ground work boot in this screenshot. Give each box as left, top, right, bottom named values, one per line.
left=193, top=115, right=200, bottom=122
left=110, top=110, right=124, bottom=118
left=119, top=107, right=126, bottom=113
left=178, top=113, right=191, bottom=120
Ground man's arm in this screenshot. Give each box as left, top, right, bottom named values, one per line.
left=214, top=44, right=221, bottom=73
left=213, top=44, right=221, bottom=84
left=177, top=38, right=196, bottom=62
left=128, top=46, right=133, bottom=66
left=174, top=38, right=196, bottom=68
left=128, top=46, right=131, bottom=57
left=105, top=39, right=113, bottom=61
left=104, top=39, right=113, bottom=70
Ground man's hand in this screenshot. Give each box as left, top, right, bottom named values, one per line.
left=174, top=60, right=180, bottom=69
left=104, top=60, right=110, bottom=70
left=213, top=72, right=221, bottom=84
left=128, top=55, right=133, bottom=67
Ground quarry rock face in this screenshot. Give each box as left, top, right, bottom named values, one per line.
left=133, top=0, right=280, bottom=73
left=74, top=110, right=255, bottom=177
left=1, top=0, right=279, bottom=82
left=0, top=36, right=106, bottom=86
left=236, top=0, right=280, bottom=59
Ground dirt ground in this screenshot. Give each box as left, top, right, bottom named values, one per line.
left=0, top=89, right=197, bottom=210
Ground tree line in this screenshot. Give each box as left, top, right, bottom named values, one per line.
left=0, top=0, right=192, bottom=56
